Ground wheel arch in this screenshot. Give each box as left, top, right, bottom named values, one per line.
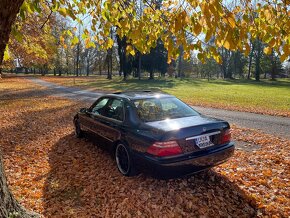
left=114, top=139, right=138, bottom=176
left=73, top=114, right=79, bottom=123
left=112, top=139, right=129, bottom=154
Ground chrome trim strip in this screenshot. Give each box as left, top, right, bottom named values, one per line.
left=186, top=131, right=221, bottom=141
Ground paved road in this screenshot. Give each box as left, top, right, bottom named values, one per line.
left=192, top=106, right=290, bottom=139
left=28, top=77, right=290, bottom=139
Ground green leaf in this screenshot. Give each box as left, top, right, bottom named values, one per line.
left=82, top=31, right=89, bottom=40
left=4, top=45, right=10, bottom=61
left=71, top=36, right=79, bottom=46
left=21, top=2, right=33, bottom=14
left=11, top=27, right=23, bottom=42
left=67, top=30, right=73, bottom=37
left=58, top=8, right=67, bottom=17
left=52, top=2, right=60, bottom=12
left=197, top=52, right=205, bottom=63
left=102, top=10, right=110, bottom=21
left=87, top=41, right=96, bottom=48
left=107, top=38, right=114, bottom=48
left=33, top=2, right=41, bottom=13
left=67, top=9, right=77, bottom=20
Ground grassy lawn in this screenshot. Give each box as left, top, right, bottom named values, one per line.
left=42, top=76, right=290, bottom=117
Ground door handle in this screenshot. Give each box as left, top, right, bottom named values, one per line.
left=101, top=120, right=118, bottom=128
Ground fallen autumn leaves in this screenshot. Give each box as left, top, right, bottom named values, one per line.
left=0, top=78, right=289, bottom=217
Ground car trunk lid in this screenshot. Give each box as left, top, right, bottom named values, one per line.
left=145, top=115, right=230, bottom=153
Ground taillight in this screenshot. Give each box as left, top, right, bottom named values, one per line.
left=147, top=141, right=182, bottom=157
left=220, top=129, right=231, bottom=144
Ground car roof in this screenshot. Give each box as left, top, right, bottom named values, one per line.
left=104, top=90, right=174, bottom=100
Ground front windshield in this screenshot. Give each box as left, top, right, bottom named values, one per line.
left=134, top=97, right=199, bottom=122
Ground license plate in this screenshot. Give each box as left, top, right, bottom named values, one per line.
left=195, top=135, right=213, bottom=148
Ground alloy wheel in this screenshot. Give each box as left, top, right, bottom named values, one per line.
left=115, top=144, right=130, bottom=175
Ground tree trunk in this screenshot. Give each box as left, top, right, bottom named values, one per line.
left=177, top=46, right=183, bottom=78
left=255, top=40, right=261, bottom=81
left=76, top=43, right=80, bottom=77
left=73, top=57, right=76, bottom=76
left=106, top=49, right=112, bottom=80
left=123, top=53, right=128, bottom=80
left=0, top=150, right=21, bottom=217
left=247, top=42, right=255, bottom=79
left=107, top=55, right=111, bottom=79
left=41, top=68, right=45, bottom=76
left=138, top=52, right=141, bottom=80
left=270, top=51, right=276, bottom=80
left=220, top=47, right=231, bottom=79
left=107, top=61, right=110, bottom=79
left=110, top=51, right=113, bottom=78
left=149, top=70, right=154, bottom=79
left=0, top=1, right=40, bottom=216
left=116, top=35, right=124, bottom=77
left=0, top=0, right=23, bottom=77
left=86, top=57, right=89, bottom=77
left=99, top=62, right=102, bottom=75
left=0, top=150, right=38, bottom=217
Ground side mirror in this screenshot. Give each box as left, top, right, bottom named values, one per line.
left=80, top=108, right=88, bottom=113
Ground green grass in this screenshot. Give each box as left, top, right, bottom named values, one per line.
left=45, top=76, right=290, bottom=115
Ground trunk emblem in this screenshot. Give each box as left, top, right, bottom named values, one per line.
left=203, top=127, right=207, bottom=132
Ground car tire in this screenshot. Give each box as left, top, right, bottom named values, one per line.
left=115, top=143, right=137, bottom=177
left=74, top=119, right=83, bottom=138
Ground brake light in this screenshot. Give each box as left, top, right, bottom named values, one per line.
left=147, top=141, right=182, bottom=157
left=220, top=129, right=231, bottom=144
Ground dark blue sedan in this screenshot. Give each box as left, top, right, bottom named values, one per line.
left=74, top=91, right=234, bottom=177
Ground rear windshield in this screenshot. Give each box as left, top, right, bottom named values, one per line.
left=133, top=97, right=199, bottom=122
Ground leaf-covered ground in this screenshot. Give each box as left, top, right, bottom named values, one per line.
left=0, top=78, right=289, bottom=217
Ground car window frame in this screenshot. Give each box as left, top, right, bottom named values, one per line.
left=88, top=97, right=110, bottom=114
left=90, top=96, right=126, bottom=123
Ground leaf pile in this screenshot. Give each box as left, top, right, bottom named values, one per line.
left=216, top=125, right=290, bottom=217
left=0, top=78, right=289, bottom=217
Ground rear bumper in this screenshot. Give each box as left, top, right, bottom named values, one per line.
left=135, top=142, right=235, bottom=176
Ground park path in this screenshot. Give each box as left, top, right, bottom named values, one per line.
left=28, top=77, right=290, bottom=139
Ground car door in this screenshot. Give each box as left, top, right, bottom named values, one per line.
left=94, top=98, right=125, bottom=145
left=78, top=97, right=110, bottom=137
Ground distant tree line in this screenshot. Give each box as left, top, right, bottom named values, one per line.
left=196, top=39, right=286, bottom=81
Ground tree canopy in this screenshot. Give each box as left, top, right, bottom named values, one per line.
left=0, top=0, right=289, bottom=71
left=4, top=11, right=57, bottom=69
left=6, top=0, right=289, bottom=65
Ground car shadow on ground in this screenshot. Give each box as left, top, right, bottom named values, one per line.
left=43, top=133, right=258, bottom=217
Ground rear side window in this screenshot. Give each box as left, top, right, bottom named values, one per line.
left=134, top=97, right=199, bottom=122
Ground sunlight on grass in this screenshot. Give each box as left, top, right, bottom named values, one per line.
left=42, top=76, right=290, bottom=116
